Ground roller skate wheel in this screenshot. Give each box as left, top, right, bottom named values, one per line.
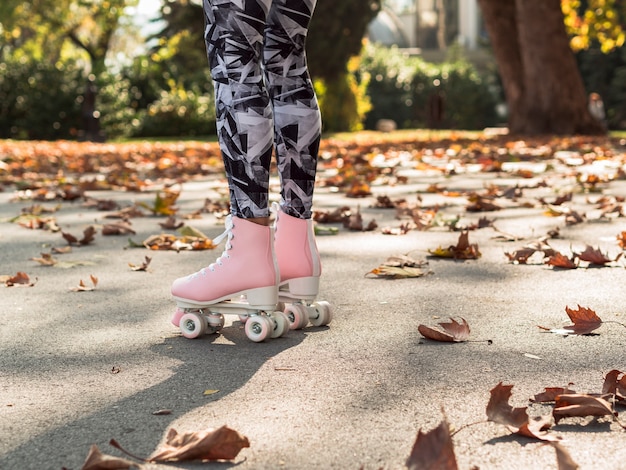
left=205, top=313, right=225, bottom=334
left=310, top=301, right=332, bottom=327
left=245, top=315, right=272, bottom=342
left=179, top=312, right=206, bottom=339
left=284, top=304, right=309, bottom=330
left=270, top=311, right=290, bottom=338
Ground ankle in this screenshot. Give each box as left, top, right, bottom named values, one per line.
left=246, top=216, right=271, bottom=226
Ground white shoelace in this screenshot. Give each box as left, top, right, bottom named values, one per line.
left=190, top=215, right=234, bottom=278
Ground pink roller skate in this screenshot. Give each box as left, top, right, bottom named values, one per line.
left=274, top=206, right=332, bottom=330
left=171, top=215, right=290, bottom=342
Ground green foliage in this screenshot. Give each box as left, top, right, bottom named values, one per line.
left=0, top=56, right=82, bottom=140
left=358, top=43, right=499, bottom=130
left=315, top=57, right=371, bottom=132
left=133, top=83, right=216, bottom=138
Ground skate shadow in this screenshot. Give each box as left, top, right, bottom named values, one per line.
left=0, top=318, right=305, bottom=469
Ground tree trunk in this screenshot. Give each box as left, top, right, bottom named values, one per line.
left=478, top=0, right=605, bottom=135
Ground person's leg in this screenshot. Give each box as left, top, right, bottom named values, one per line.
left=171, top=0, right=278, bottom=311
left=206, top=0, right=274, bottom=221
left=263, top=0, right=321, bottom=220
left=264, top=0, right=322, bottom=297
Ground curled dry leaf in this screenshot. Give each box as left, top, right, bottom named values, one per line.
left=553, top=394, right=619, bottom=425
left=149, top=425, right=250, bottom=462
left=129, top=256, right=152, bottom=272
left=602, top=369, right=626, bottom=404
left=563, top=305, right=603, bottom=335
left=546, top=252, right=578, bottom=269
left=406, top=418, right=458, bottom=470
left=30, top=253, right=58, bottom=266
left=531, top=387, right=577, bottom=403
left=102, top=221, right=136, bottom=236
left=574, top=245, right=622, bottom=265
left=539, top=305, right=603, bottom=336
left=429, top=231, right=481, bottom=260
left=486, top=383, right=560, bottom=441
left=80, top=444, right=137, bottom=470
left=418, top=318, right=470, bottom=343
left=367, top=254, right=431, bottom=279
left=3, top=272, right=36, bottom=287
left=71, top=275, right=99, bottom=292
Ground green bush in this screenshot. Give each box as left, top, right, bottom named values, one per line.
left=0, top=56, right=83, bottom=140
left=133, top=83, right=216, bottom=138
left=358, top=43, right=499, bottom=130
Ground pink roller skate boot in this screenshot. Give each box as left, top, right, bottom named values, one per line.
left=171, top=215, right=279, bottom=311
left=274, top=207, right=332, bottom=329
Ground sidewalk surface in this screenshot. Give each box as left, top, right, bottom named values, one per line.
left=2, top=136, right=626, bottom=469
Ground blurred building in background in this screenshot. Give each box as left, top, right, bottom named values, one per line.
left=368, top=0, right=487, bottom=63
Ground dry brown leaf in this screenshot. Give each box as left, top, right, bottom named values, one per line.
left=30, top=253, right=58, bottom=266
left=563, top=305, right=603, bottom=335
left=531, top=387, right=577, bottom=403
left=71, top=275, right=98, bottom=292
left=418, top=318, right=470, bottom=343
left=575, top=245, right=622, bottom=265
left=367, top=254, right=431, bottom=279
left=405, top=418, right=458, bottom=470
left=79, top=444, right=137, bottom=470
left=3, top=271, right=37, bottom=287
left=129, top=256, right=152, bottom=272
left=486, top=383, right=560, bottom=441
left=429, top=231, right=481, bottom=259
left=149, top=425, right=249, bottom=462
left=553, top=394, right=617, bottom=424
left=602, top=369, right=626, bottom=404
left=546, top=252, right=578, bottom=269
left=102, top=222, right=136, bottom=236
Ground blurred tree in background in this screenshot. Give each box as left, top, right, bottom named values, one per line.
left=0, top=0, right=625, bottom=140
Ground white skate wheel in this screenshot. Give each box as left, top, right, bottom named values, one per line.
left=310, top=301, right=332, bottom=327
left=245, top=315, right=271, bottom=342
left=270, top=311, right=290, bottom=338
left=179, top=312, right=206, bottom=339
left=284, top=304, right=309, bottom=330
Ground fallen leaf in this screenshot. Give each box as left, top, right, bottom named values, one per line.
left=429, top=231, right=481, bottom=259
left=406, top=418, right=458, bottom=470
left=574, top=245, right=622, bottom=265
left=366, top=255, right=431, bottom=279
left=418, top=318, right=470, bottom=343
left=149, top=426, right=249, bottom=462
left=546, top=252, right=578, bottom=269
left=70, top=275, right=99, bottom=292
left=486, top=383, right=559, bottom=441
left=4, top=272, right=36, bottom=287
left=563, top=305, right=603, bottom=335
left=129, top=256, right=152, bottom=272
left=553, top=394, right=617, bottom=424
left=30, top=253, right=58, bottom=266
left=531, top=387, right=577, bottom=403
left=602, top=369, right=626, bottom=404
left=102, top=221, right=136, bottom=236
left=79, top=444, right=137, bottom=470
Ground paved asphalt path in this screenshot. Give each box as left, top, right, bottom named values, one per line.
left=1, top=157, right=626, bottom=469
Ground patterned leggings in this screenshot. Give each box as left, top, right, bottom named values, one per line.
left=203, top=0, right=321, bottom=219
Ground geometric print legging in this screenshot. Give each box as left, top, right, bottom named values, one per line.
left=203, top=0, right=321, bottom=219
